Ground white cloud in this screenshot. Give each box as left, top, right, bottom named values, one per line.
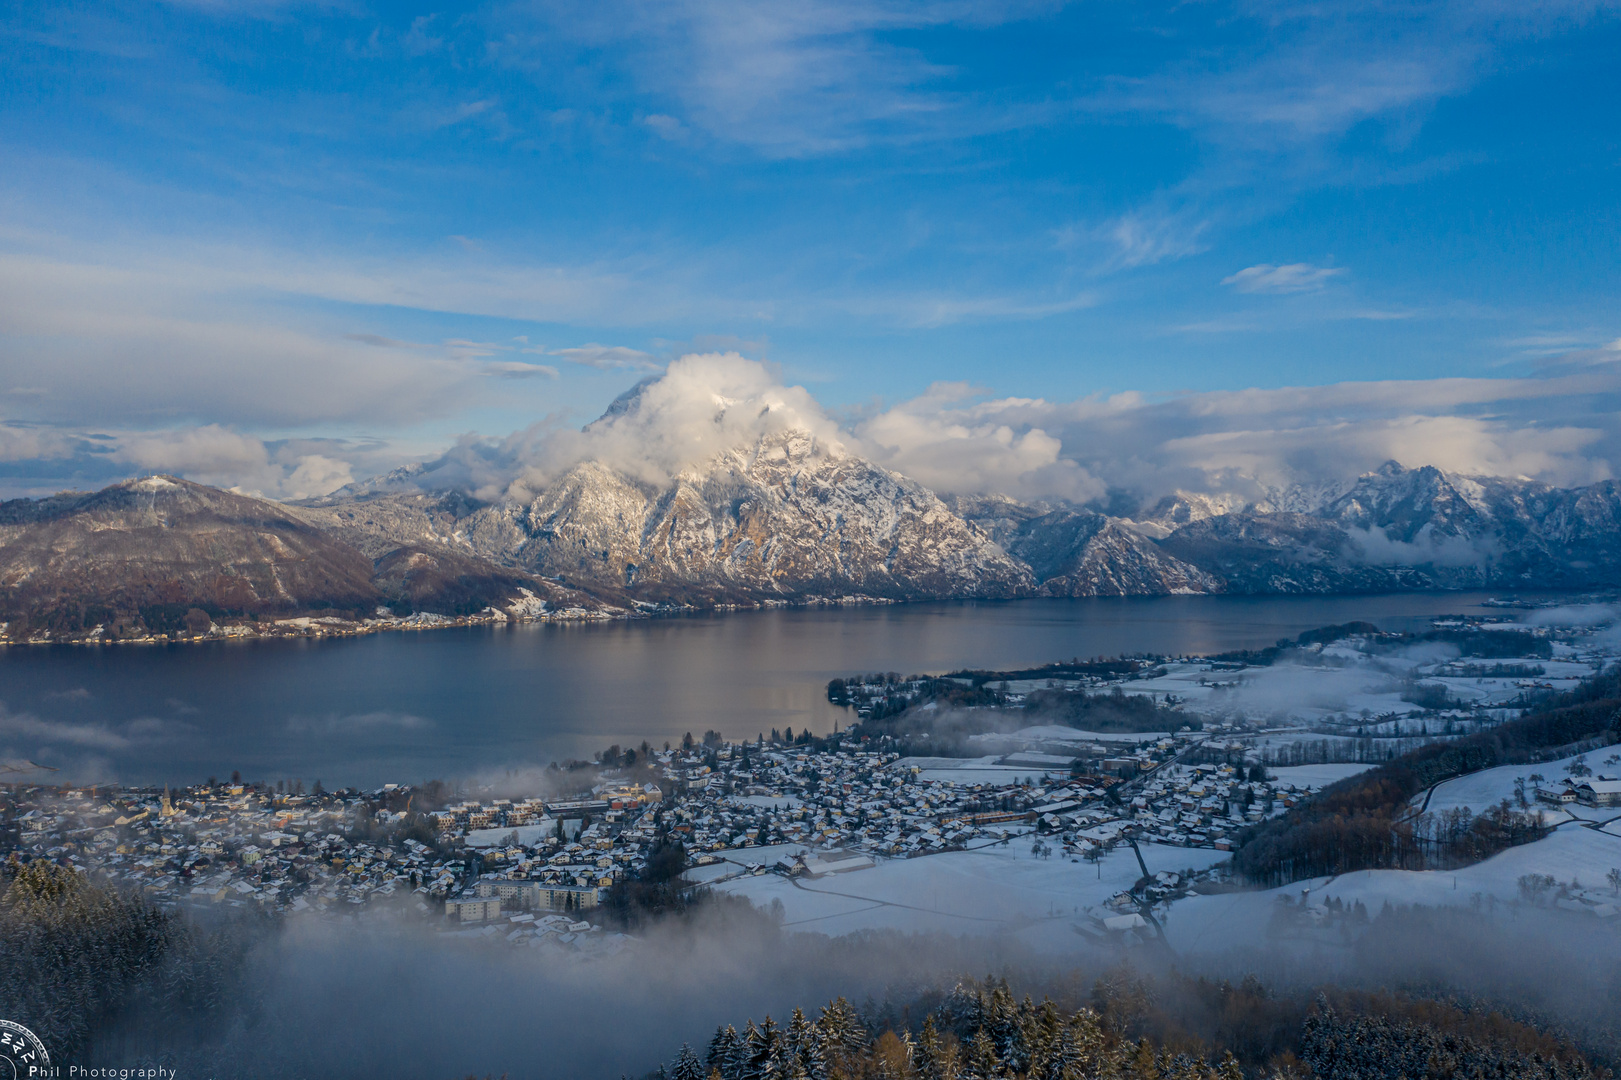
left=842, top=366, right=1621, bottom=502
left=377, top=352, right=851, bottom=500
left=0, top=251, right=476, bottom=429
left=497, top=0, right=1064, bottom=155
left=642, top=113, right=688, bottom=140
left=111, top=425, right=358, bottom=500
left=854, top=382, right=1103, bottom=501
left=508, top=351, right=849, bottom=494
left=550, top=344, right=663, bottom=371
left=1154, top=414, right=1611, bottom=491
left=1222, top=263, right=1344, bottom=294
left=279, top=454, right=357, bottom=500
left=422, top=98, right=499, bottom=131
left=1103, top=212, right=1210, bottom=269
left=484, top=361, right=561, bottom=379
left=1343, top=523, right=1496, bottom=568
left=0, top=424, right=81, bottom=463
left=1078, top=1, right=1595, bottom=148
left=9, top=354, right=1621, bottom=510
left=1179, top=52, right=1458, bottom=139
left=363, top=355, right=1621, bottom=511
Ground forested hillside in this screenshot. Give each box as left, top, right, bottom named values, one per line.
left=1232, top=664, right=1621, bottom=886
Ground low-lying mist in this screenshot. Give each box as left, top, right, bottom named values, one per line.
left=93, top=890, right=1621, bottom=1078
left=166, top=903, right=1050, bottom=1078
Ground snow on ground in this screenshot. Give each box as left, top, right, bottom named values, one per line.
left=1420, top=750, right=1621, bottom=821
left=1167, top=824, right=1621, bottom=955
left=733, top=794, right=803, bottom=810
left=710, top=824, right=1621, bottom=958
left=1266, top=763, right=1376, bottom=788
left=899, top=756, right=1060, bottom=785
left=683, top=843, right=812, bottom=884
left=711, top=840, right=1228, bottom=943
left=1247, top=732, right=1374, bottom=753
left=1103, top=660, right=1405, bottom=722
left=465, top=823, right=556, bottom=848
left=967, top=726, right=1171, bottom=749
left=1014, top=724, right=1173, bottom=743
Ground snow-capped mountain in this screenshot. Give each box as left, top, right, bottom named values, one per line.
left=307, top=430, right=1036, bottom=603
left=304, top=441, right=1621, bottom=605
left=1151, top=462, right=1621, bottom=593
left=307, top=415, right=1621, bottom=608
left=8, top=438, right=1621, bottom=634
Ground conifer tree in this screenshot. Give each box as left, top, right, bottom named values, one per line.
left=912, top=1015, right=958, bottom=1080
left=709, top=1025, right=746, bottom=1080
left=962, top=1027, right=1001, bottom=1080
left=671, top=1044, right=705, bottom=1080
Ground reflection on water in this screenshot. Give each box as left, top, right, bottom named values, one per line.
left=0, top=593, right=1528, bottom=786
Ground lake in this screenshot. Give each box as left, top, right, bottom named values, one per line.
left=0, top=593, right=1529, bottom=787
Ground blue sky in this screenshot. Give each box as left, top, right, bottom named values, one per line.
left=2, top=0, right=1619, bottom=499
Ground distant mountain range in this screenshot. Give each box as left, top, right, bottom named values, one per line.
left=4, top=429, right=1620, bottom=639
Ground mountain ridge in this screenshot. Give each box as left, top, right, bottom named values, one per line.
left=5, top=448, right=1621, bottom=640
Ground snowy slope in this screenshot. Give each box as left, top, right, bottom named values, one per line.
left=713, top=840, right=1227, bottom=939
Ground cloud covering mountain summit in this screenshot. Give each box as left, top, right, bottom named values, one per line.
left=324, top=353, right=1618, bottom=512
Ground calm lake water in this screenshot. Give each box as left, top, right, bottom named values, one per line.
left=0, top=593, right=1531, bottom=787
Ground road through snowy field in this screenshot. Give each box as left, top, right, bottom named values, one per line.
left=712, top=840, right=1228, bottom=943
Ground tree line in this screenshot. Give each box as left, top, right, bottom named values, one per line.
left=649, top=973, right=1602, bottom=1080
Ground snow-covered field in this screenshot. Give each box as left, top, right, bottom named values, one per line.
left=899, top=756, right=1070, bottom=785
left=682, top=843, right=812, bottom=884
left=1420, top=750, right=1621, bottom=823
left=710, top=839, right=1227, bottom=943
left=1111, top=660, right=1426, bottom=722
left=1102, top=646, right=1610, bottom=723
left=1009, top=725, right=1172, bottom=744
left=1246, top=732, right=1378, bottom=753
left=465, top=823, right=556, bottom=848
left=700, top=618, right=1621, bottom=955
left=1167, top=824, right=1621, bottom=955
left=1266, top=763, right=1376, bottom=788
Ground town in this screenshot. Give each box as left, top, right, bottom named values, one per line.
left=0, top=723, right=1334, bottom=944
left=6, top=615, right=1615, bottom=949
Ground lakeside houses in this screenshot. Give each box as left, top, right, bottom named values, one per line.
left=2, top=618, right=1605, bottom=959
left=0, top=720, right=1331, bottom=951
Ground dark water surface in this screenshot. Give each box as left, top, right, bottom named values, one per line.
left=0, top=594, right=1525, bottom=786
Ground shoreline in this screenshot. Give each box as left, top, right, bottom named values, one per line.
left=0, top=592, right=912, bottom=647
left=0, top=587, right=1598, bottom=649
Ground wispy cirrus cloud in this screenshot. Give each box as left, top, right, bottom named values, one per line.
left=493, top=0, right=1067, bottom=155
left=1222, top=263, right=1344, bottom=294
left=485, top=361, right=561, bottom=379
left=549, top=344, right=663, bottom=371
left=1101, top=212, right=1211, bottom=270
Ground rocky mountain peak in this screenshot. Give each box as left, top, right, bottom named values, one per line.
left=13, top=407, right=1621, bottom=629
